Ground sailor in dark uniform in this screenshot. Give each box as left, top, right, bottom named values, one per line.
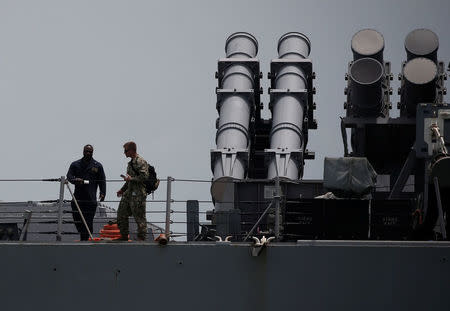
left=67, top=144, right=106, bottom=241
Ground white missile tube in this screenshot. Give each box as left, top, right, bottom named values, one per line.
left=212, top=33, right=258, bottom=211
left=213, top=33, right=257, bottom=180
left=267, top=33, right=310, bottom=180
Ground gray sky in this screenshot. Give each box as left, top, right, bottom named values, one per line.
left=1, top=0, right=449, bottom=235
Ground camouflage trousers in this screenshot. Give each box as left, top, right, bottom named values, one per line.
left=117, top=193, right=147, bottom=240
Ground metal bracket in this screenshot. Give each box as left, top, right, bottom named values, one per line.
left=250, top=236, right=275, bottom=257
left=268, top=88, right=308, bottom=110
left=211, top=148, right=249, bottom=177
left=217, top=58, right=260, bottom=83
left=388, top=144, right=417, bottom=199
left=269, top=58, right=315, bottom=131
left=217, top=58, right=262, bottom=118
left=216, top=89, right=255, bottom=112
left=304, top=150, right=315, bottom=160
left=265, top=148, right=303, bottom=177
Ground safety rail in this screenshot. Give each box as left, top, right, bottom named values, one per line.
left=0, top=176, right=418, bottom=242
left=0, top=176, right=286, bottom=242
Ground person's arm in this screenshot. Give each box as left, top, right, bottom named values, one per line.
left=120, top=182, right=128, bottom=192
left=98, top=164, right=106, bottom=201
left=67, top=162, right=82, bottom=184
left=117, top=180, right=128, bottom=197
left=118, top=165, right=129, bottom=196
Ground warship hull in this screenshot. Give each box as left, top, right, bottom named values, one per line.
left=1, top=241, right=449, bottom=311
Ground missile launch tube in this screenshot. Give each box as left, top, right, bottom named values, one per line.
left=215, top=64, right=254, bottom=156
left=405, top=29, right=439, bottom=63
left=213, top=33, right=257, bottom=181
left=277, top=32, right=311, bottom=59
left=225, top=32, right=258, bottom=58
left=212, top=33, right=258, bottom=211
left=348, top=57, right=384, bottom=117
left=402, top=57, right=437, bottom=116
left=267, top=33, right=310, bottom=180
left=351, top=29, right=385, bottom=63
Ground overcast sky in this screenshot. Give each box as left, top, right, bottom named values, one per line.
left=1, top=0, right=449, bottom=235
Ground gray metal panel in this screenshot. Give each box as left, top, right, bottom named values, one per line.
left=0, top=242, right=449, bottom=311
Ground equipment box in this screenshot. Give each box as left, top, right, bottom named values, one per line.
left=283, top=199, right=369, bottom=240
left=284, top=199, right=321, bottom=240
left=320, top=199, right=369, bottom=240
left=370, top=199, right=414, bottom=240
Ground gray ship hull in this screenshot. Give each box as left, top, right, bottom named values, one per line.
left=1, top=241, right=449, bottom=311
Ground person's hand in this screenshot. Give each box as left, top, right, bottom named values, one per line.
left=120, top=174, right=131, bottom=182
left=74, top=178, right=84, bottom=184
left=117, top=189, right=123, bottom=197
left=99, top=194, right=105, bottom=202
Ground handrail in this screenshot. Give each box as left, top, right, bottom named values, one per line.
left=0, top=175, right=288, bottom=242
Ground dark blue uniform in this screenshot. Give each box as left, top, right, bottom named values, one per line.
left=67, top=158, right=106, bottom=240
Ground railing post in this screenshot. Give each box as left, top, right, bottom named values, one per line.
left=186, top=200, right=199, bottom=241
left=274, top=176, right=281, bottom=241
left=165, top=176, right=173, bottom=238
left=57, top=176, right=65, bottom=241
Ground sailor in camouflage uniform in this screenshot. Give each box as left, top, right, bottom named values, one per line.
left=116, top=141, right=149, bottom=241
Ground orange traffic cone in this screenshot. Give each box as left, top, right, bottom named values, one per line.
left=99, top=223, right=131, bottom=241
